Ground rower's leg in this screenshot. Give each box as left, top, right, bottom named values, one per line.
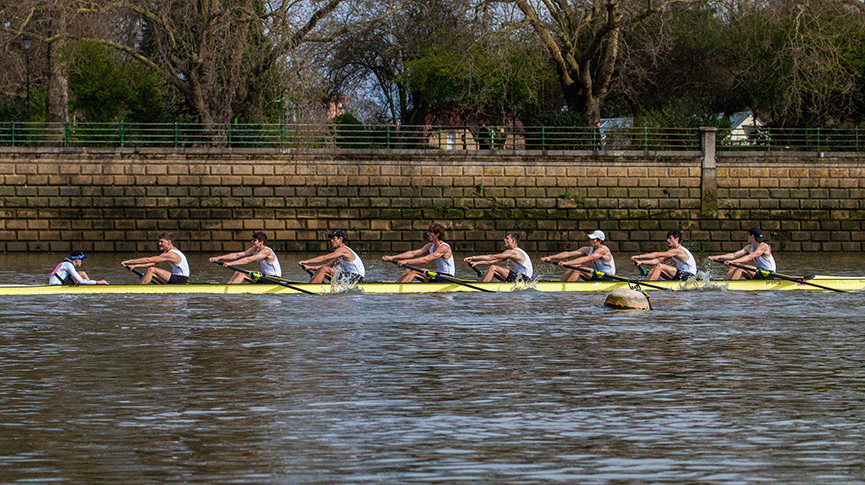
left=140, top=267, right=170, bottom=284
left=309, top=267, right=335, bottom=284
left=481, top=265, right=508, bottom=282
left=561, top=269, right=581, bottom=282
left=726, top=267, right=743, bottom=280
left=227, top=271, right=246, bottom=284
left=396, top=268, right=422, bottom=283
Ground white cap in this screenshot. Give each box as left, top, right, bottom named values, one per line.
left=587, top=230, right=606, bottom=241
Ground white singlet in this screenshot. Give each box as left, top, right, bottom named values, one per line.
left=337, top=247, right=365, bottom=278
left=49, top=259, right=97, bottom=285
left=257, top=246, right=282, bottom=277
left=432, top=242, right=455, bottom=275
left=675, top=247, right=697, bottom=274
left=751, top=244, right=776, bottom=272
left=589, top=246, right=616, bottom=275
left=170, top=248, right=190, bottom=277
left=512, top=248, right=533, bottom=278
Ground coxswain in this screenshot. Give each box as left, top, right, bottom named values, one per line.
left=49, top=251, right=108, bottom=285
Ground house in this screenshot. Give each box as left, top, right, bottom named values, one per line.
left=728, top=111, right=764, bottom=143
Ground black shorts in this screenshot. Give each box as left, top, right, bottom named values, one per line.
left=167, top=274, right=189, bottom=284
left=429, top=274, right=454, bottom=283
left=671, top=270, right=694, bottom=281
left=587, top=272, right=614, bottom=282
left=505, top=270, right=531, bottom=283
left=753, top=270, right=770, bottom=280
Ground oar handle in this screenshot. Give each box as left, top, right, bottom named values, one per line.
left=217, top=261, right=318, bottom=295
left=123, top=263, right=162, bottom=284
left=546, top=260, right=593, bottom=273
left=466, top=261, right=484, bottom=277
left=391, top=260, right=494, bottom=293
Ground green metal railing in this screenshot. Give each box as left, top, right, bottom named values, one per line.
left=0, top=122, right=701, bottom=151
left=716, top=126, right=865, bottom=151
left=3, top=121, right=862, bottom=152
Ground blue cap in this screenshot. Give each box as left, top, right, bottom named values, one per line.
left=328, top=230, right=347, bottom=240
left=69, top=251, right=87, bottom=260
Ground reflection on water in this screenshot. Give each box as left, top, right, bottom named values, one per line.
left=1, top=254, right=864, bottom=483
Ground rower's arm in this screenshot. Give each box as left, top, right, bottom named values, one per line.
left=300, top=247, right=350, bottom=267
left=632, top=250, right=674, bottom=265
left=231, top=250, right=269, bottom=266
left=211, top=248, right=253, bottom=262
left=709, top=247, right=747, bottom=261
left=541, top=248, right=586, bottom=262
left=729, top=245, right=767, bottom=264
left=404, top=244, right=449, bottom=265
left=384, top=245, right=429, bottom=261
left=466, top=250, right=512, bottom=266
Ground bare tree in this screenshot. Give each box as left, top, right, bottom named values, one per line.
left=501, top=0, right=708, bottom=123
left=78, top=0, right=355, bottom=129
left=1, top=0, right=74, bottom=122
left=732, top=0, right=865, bottom=126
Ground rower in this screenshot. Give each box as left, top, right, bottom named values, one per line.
left=49, top=251, right=108, bottom=285
left=299, top=230, right=365, bottom=284
left=708, top=227, right=776, bottom=279
left=631, top=229, right=697, bottom=281
left=382, top=223, right=455, bottom=283
left=209, top=231, right=282, bottom=284
left=541, top=230, right=616, bottom=281
left=464, top=232, right=533, bottom=283
left=121, top=232, right=190, bottom=284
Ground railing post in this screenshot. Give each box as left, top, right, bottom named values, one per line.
left=119, top=120, right=125, bottom=147
left=643, top=126, right=648, bottom=151
left=541, top=126, right=546, bottom=150
left=699, top=127, right=718, bottom=217
left=173, top=123, right=179, bottom=147
left=10, top=122, right=15, bottom=147
left=387, top=125, right=391, bottom=149
left=65, top=122, right=70, bottom=147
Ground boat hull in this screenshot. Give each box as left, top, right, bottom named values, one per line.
left=1, top=277, right=863, bottom=295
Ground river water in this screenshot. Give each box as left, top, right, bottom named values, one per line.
left=1, top=253, right=863, bottom=484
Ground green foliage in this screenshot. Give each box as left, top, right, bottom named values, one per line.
left=67, top=42, right=177, bottom=123
left=0, top=88, right=46, bottom=123
left=403, top=41, right=553, bottom=124
left=333, top=112, right=376, bottom=148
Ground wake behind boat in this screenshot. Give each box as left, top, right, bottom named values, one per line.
left=2, top=276, right=864, bottom=296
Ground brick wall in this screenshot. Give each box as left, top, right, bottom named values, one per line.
left=0, top=147, right=862, bottom=254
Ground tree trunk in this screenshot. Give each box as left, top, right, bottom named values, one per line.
left=46, top=3, right=69, bottom=144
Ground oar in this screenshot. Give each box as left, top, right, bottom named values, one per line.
left=466, top=261, right=485, bottom=278
left=549, top=261, right=673, bottom=291
left=387, top=259, right=493, bottom=293
left=122, top=264, right=162, bottom=284
left=214, top=261, right=317, bottom=295
left=711, top=259, right=849, bottom=293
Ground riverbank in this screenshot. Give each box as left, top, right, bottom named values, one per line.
left=1, top=146, right=863, bottom=253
